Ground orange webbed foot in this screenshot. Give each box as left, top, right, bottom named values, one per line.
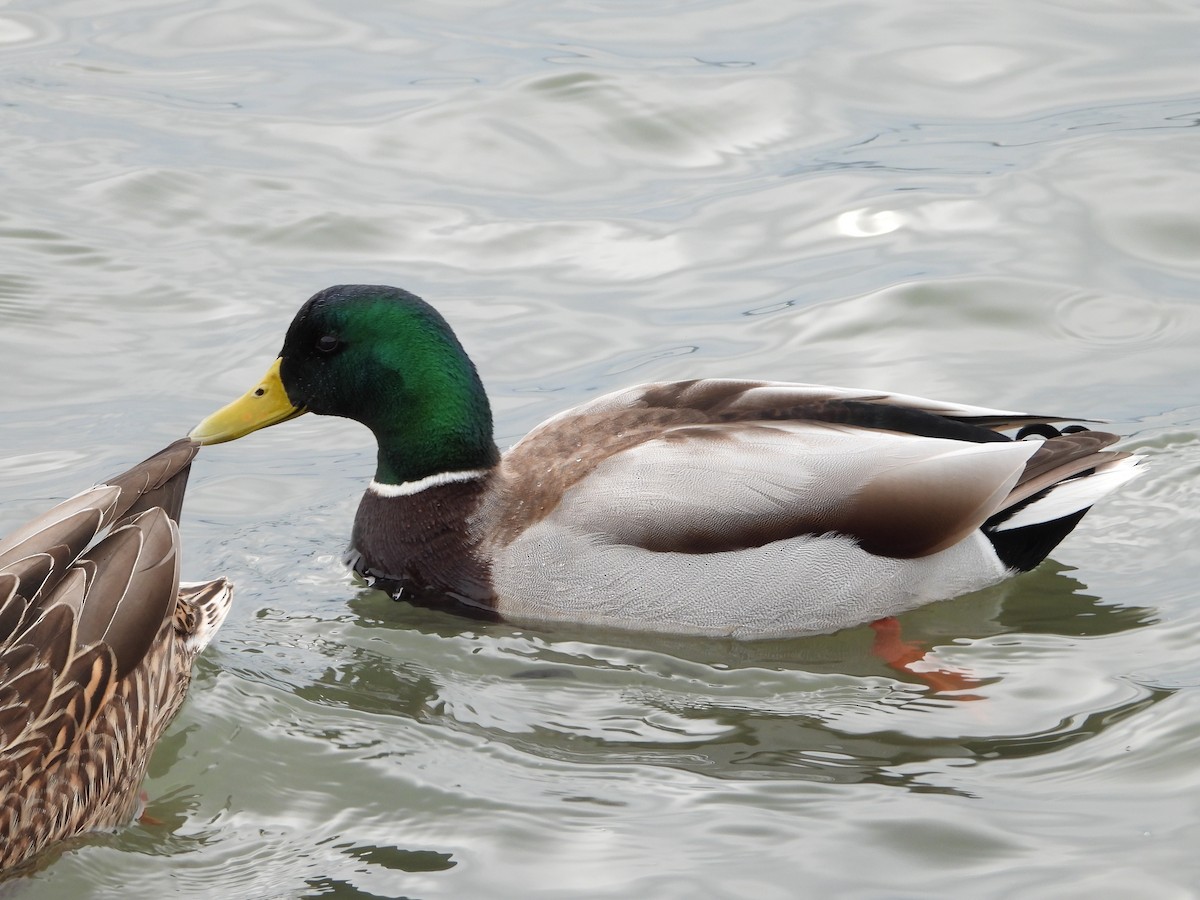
left=870, top=617, right=984, bottom=699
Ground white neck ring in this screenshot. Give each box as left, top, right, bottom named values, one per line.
left=368, top=468, right=489, bottom=498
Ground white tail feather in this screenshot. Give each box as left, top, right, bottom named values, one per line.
left=994, top=455, right=1144, bottom=532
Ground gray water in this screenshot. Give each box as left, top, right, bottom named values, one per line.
left=2, top=1, right=1199, bottom=897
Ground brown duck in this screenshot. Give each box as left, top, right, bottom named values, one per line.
left=0, top=440, right=230, bottom=874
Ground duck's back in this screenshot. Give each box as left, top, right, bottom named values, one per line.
left=484, top=380, right=1138, bottom=638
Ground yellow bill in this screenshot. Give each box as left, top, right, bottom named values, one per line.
left=190, top=358, right=307, bottom=445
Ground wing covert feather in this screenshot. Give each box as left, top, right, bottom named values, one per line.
left=543, top=423, right=1040, bottom=559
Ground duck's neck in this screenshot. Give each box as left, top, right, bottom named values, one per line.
left=368, top=366, right=501, bottom=489
left=372, top=426, right=499, bottom=489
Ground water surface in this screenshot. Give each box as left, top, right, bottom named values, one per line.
left=2, top=1, right=1200, bottom=897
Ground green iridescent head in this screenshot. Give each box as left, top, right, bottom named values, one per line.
left=192, top=285, right=498, bottom=485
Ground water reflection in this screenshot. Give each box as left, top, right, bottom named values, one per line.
left=302, top=843, right=456, bottom=900
left=278, top=564, right=1169, bottom=798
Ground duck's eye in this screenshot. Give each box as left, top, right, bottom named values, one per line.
left=316, top=334, right=340, bottom=354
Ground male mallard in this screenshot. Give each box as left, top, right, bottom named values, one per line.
left=0, top=440, right=231, bottom=874
left=191, top=285, right=1139, bottom=639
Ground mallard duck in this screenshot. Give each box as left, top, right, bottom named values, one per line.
left=191, top=284, right=1139, bottom=639
left=0, top=439, right=231, bottom=874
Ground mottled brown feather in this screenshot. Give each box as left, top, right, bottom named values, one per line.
left=101, top=511, right=178, bottom=678
left=0, top=644, right=38, bottom=684
left=0, top=704, right=27, bottom=745
left=57, top=647, right=116, bottom=734
left=0, top=667, right=54, bottom=726
left=3, top=555, right=55, bottom=604
left=40, top=567, right=87, bottom=616
left=75, top=527, right=143, bottom=649
left=0, top=495, right=114, bottom=571
left=0, top=508, right=105, bottom=577
left=15, top=605, right=75, bottom=676
left=0, top=583, right=26, bottom=641
left=37, top=709, right=78, bottom=770
left=0, top=572, right=19, bottom=606
left=0, top=439, right=232, bottom=875
left=105, top=441, right=196, bottom=525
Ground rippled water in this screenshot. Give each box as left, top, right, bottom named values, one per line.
left=2, top=0, right=1200, bottom=897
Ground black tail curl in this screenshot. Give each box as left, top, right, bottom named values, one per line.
left=987, top=422, right=1101, bottom=571
left=1014, top=422, right=1091, bottom=440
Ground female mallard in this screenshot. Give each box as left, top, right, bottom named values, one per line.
left=0, top=440, right=231, bottom=874
left=191, top=285, right=1139, bottom=639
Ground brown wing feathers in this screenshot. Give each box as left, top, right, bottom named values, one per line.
left=0, top=439, right=212, bottom=871
left=1, top=439, right=197, bottom=659
left=504, top=381, right=1123, bottom=562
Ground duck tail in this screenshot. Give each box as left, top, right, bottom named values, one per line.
left=176, top=578, right=234, bottom=655
left=983, top=445, right=1143, bottom=572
